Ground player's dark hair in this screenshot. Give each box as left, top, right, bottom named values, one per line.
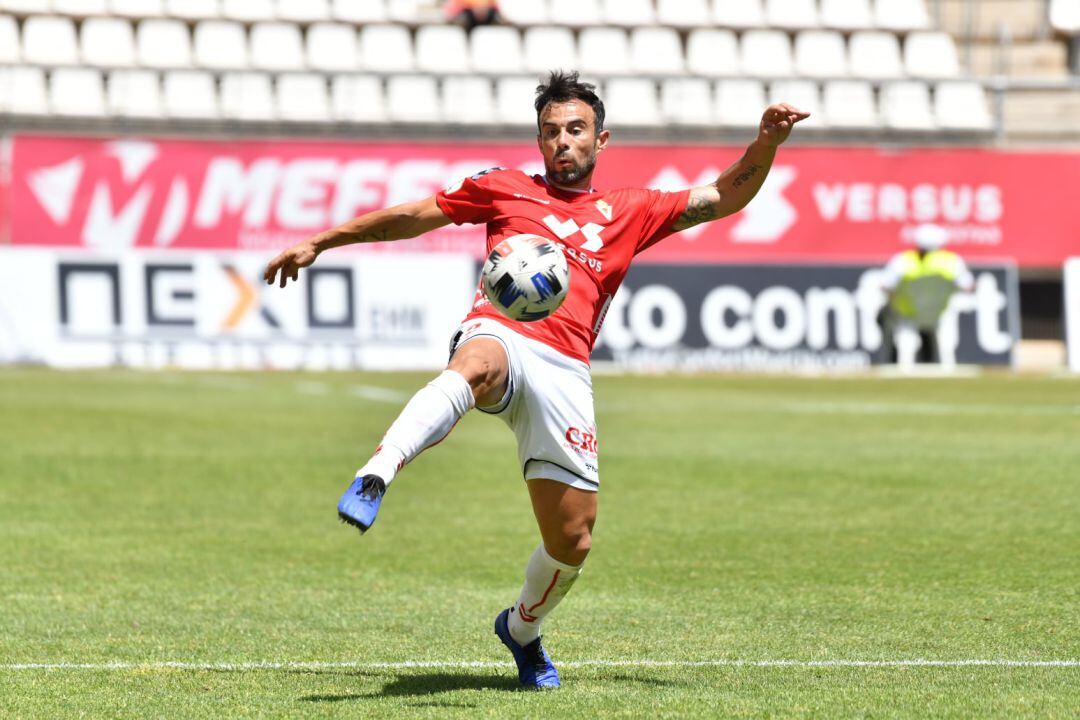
left=534, top=70, right=606, bottom=133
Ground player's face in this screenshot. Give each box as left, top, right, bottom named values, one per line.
left=537, top=100, right=610, bottom=188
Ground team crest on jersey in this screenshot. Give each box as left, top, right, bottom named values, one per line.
left=594, top=199, right=613, bottom=222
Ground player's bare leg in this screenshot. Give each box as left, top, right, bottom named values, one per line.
left=338, top=339, right=509, bottom=532
left=496, top=479, right=595, bottom=689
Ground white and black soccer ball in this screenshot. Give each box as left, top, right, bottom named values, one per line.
left=481, top=234, right=570, bottom=322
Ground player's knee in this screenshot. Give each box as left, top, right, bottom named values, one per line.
left=557, top=522, right=592, bottom=562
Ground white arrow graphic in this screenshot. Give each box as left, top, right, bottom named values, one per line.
left=28, top=157, right=84, bottom=226
left=730, top=165, right=798, bottom=244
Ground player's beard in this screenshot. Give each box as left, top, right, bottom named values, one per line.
left=547, top=149, right=598, bottom=186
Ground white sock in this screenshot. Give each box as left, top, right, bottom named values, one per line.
left=507, top=544, right=584, bottom=645
left=356, top=370, right=475, bottom=486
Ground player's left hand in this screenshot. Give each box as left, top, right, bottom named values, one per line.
left=757, top=104, right=811, bottom=147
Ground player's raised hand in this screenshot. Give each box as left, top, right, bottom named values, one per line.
left=264, top=240, right=319, bottom=288
left=757, top=103, right=811, bottom=147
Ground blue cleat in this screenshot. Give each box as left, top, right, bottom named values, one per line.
left=494, top=607, right=560, bottom=689
left=337, top=474, right=386, bottom=534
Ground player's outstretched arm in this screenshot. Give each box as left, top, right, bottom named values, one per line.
left=671, top=104, right=810, bottom=232
left=263, top=196, right=452, bottom=288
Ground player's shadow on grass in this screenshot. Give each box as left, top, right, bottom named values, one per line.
left=300, top=670, right=678, bottom=703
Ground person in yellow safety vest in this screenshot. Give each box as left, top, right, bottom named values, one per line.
left=880, top=224, right=975, bottom=369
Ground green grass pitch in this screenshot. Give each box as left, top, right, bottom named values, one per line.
left=1, top=368, right=1078, bottom=718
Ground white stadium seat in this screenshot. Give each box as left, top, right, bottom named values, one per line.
left=0, top=0, right=49, bottom=13
left=276, top=73, right=329, bottom=122
left=222, top=0, right=274, bottom=22
left=605, top=78, right=660, bottom=126
left=523, top=27, right=576, bottom=74
left=22, top=16, right=79, bottom=65
left=770, top=79, right=822, bottom=127
left=386, top=0, right=423, bottom=24
left=107, top=69, right=163, bottom=117
left=164, top=0, right=218, bottom=20
left=822, top=79, right=877, bottom=127
left=0, top=15, right=19, bottom=63
left=740, top=30, right=794, bottom=78
left=495, top=76, right=538, bottom=126
left=415, top=25, right=470, bottom=74
left=499, top=0, right=548, bottom=25
left=331, top=74, right=387, bottom=123
left=794, top=30, right=847, bottom=78
left=686, top=29, right=739, bottom=77
left=81, top=17, right=137, bottom=67
left=765, top=0, right=818, bottom=29
left=386, top=74, right=440, bottom=122
left=306, top=23, right=359, bottom=72
left=220, top=72, right=275, bottom=120
left=277, top=0, right=329, bottom=23
left=443, top=76, right=495, bottom=124
left=331, top=0, right=387, bottom=23
left=137, top=19, right=192, bottom=68
left=819, top=0, right=873, bottom=30
left=250, top=22, right=305, bottom=71
left=935, top=80, right=993, bottom=131
left=660, top=78, right=713, bottom=125
left=578, top=27, right=631, bottom=76
left=849, top=31, right=904, bottom=79
left=601, top=0, right=654, bottom=28
left=657, top=0, right=710, bottom=29
left=50, top=68, right=107, bottom=116
left=1050, top=0, right=1080, bottom=33
left=713, top=0, right=764, bottom=29
left=470, top=25, right=524, bottom=74
left=54, top=0, right=108, bottom=15
left=109, top=0, right=165, bottom=18
left=549, top=0, right=602, bottom=27
left=881, top=81, right=935, bottom=130
left=359, top=24, right=414, bottom=72
left=874, top=0, right=929, bottom=31
left=163, top=70, right=218, bottom=117
left=631, top=28, right=684, bottom=75
left=715, top=79, right=766, bottom=126
left=194, top=20, right=248, bottom=70
left=6, top=67, right=49, bottom=114
left=905, top=32, right=961, bottom=79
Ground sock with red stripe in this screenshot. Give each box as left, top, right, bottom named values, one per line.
left=356, top=369, right=475, bottom=487
left=507, top=544, right=584, bottom=646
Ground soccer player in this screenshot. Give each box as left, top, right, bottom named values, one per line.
left=264, top=71, right=808, bottom=689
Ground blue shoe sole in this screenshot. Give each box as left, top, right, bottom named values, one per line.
left=337, top=475, right=384, bottom=534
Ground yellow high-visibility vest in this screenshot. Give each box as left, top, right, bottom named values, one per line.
left=889, top=249, right=966, bottom=326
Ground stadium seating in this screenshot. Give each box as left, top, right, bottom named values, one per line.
left=523, top=27, right=577, bottom=74
left=849, top=31, right=905, bottom=79
left=713, top=0, right=766, bottom=29
left=769, top=79, right=823, bottom=126
left=470, top=25, right=524, bottom=73
left=630, top=27, right=684, bottom=75
left=386, top=74, right=440, bottom=122
left=4, top=67, right=49, bottom=114
left=0, top=0, right=49, bottom=13
left=443, top=76, right=496, bottom=124
left=495, top=76, right=539, bottom=125
left=0, top=14, right=18, bottom=63
left=250, top=23, right=305, bottom=72
left=880, top=81, right=936, bottom=130
left=81, top=17, right=137, bottom=67
left=549, top=0, right=602, bottom=27
left=50, top=68, right=106, bottom=116
left=934, top=80, right=993, bottom=131
left=360, top=24, right=414, bottom=72
left=499, top=0, right=547, bottom=26
left=108, top=0, right=165, bottom=18
left=578, top=28, right=631, bottom=76
left=765, top=0, right=819, bottom=30
left=715, top=79, right=767, bottom=127
left=222, top=0, right=275, bottom=23
left=194, top=21, right=248, bottom=70
left=605, top=78, right=662, bottom=126
left=220, top=72, right=275, bottom=121
left=873, top=0, right=929, bottom=31
left=330, top=74, right=387, bottom=122
left=819, top=0, right=873, bottom=31
left=278, top=0, right=330, bottom=23
left=276, top=74, right=330, bottom=122
left=1050, top=0, right=1080, bottom=33
left=686, top=29, right=740, bottom=77
left=660, top=78, right=713, bottom=124
left=136, top=19, right=192, bottom=68
left=741, top=30, right=794, bottom=78
left=107, top=69, right=163, bottom=117
left=656, top=0, right=709, bottom=29
left=54, top=0, right=107, bottom=16
left=164, top=0, right=217, bottom=21
left=904, top=32, right=961, bottom=79
left=794, top=30, right=848, bottom=78
left=822, top=80, right=878, bottom=127
left=331, top=0, right=387, bottom=24
left=163, top=70, right=218, bottom=118
left=415, top=24, right=470, bottom=74
left=601, top=0, right=654, bottom=28
left=22, top=16, right=79, bottom=65
left=306, top=23, right=359, bottom=72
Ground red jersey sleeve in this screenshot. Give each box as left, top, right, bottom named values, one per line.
left=435, top=167, right=505, bottom=225
left=634, top=188, right=691, bottom=254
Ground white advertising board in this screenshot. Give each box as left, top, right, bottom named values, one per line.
left=0, top=249, right=476, bottom=370
left=1066, top=258, right=1080, bottom=373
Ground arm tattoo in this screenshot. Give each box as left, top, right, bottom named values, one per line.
left=674, top=193, right=717, bottom=230
left=357, top=229, right=390, bottom=244
left=732, top=164, right=762, bottom=189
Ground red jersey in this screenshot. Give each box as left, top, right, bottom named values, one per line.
left=436, top=168, right=689, bottom=363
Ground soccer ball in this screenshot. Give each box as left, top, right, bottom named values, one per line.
left=481, top=234, right=570, bottom=322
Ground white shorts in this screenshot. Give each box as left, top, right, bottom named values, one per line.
left=449, top=318, right=599, bottom=492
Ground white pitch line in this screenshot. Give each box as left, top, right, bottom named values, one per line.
left=350, top=385, right=410, bottom=404
left=3, top=659, right=1078, bottom=671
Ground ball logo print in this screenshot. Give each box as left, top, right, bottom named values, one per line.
left=481, top=234, right=570, bottom=322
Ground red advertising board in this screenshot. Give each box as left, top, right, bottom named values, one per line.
left=7, top=134, right=1079, bottom=266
